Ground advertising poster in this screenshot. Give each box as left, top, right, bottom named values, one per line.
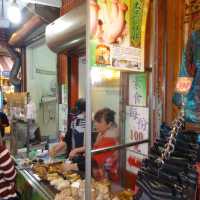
left=129, top=73, right=147, bottom=106
left=89, top=0, right=150, bottom=71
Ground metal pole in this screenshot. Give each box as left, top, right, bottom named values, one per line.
left=92, top=140, right=149, bottom=155
left=27, top=119, right=30, bottom=157
left=85, top=0, right=92, bottom=199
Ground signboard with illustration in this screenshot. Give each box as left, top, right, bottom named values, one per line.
left=129, top=73, right=147, bottom=106
left=89, top=0, right=150, bottom=71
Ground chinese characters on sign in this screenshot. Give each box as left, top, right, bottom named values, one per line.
left=125, top=106, right=149, bottom=143
left=130, top=0, right=144, bottom=47
left=125, top=106, right=149, bottom=174
left=129, top=73, right=147, bottom=106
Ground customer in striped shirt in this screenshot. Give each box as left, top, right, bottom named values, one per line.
left=0, top=143, right=18, bottom=200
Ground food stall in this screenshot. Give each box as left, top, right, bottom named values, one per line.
left=13, top=0, right=152, bottom=199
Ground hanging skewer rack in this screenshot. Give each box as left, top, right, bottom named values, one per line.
left=156, top=112, right=185, bottom=167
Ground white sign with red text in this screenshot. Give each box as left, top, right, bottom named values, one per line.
left=126, top=143, right=148, bottom=174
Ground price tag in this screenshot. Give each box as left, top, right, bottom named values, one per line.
left=175, top=77, right=193, bottom=94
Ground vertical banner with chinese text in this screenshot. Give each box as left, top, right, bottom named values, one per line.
left=125, top=105, right=149, bottom=174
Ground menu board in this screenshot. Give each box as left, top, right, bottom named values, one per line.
left=129, top=73, right=147, bottom=106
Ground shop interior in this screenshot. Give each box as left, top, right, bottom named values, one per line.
left=0, top=0, right=199, bottom=200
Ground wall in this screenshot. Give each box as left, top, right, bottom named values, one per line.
left=26, top=40, right=58, bottom=137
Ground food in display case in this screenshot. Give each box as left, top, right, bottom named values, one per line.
left=55, top=178, right=134, bottom=200
left=47, top=173, right=61, bottom=181
left=32, top=164, right=48, bottom=179
left=114, top=190, right=134, bottom=200
left=30, top=160, right=134, bottom=200
left=55, top=188, right=74, bottom=200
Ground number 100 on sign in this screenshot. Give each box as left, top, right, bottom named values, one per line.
left=125, top=106, right=149, bottom=143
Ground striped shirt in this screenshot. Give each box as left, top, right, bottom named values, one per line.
left=0, top=144, right=16, bottom=199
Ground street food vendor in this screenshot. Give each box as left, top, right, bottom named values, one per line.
left=49, top=98, right=86, bottom=158
left=62, top=108, right=119, bottom=182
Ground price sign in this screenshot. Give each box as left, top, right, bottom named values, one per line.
left=129, top=73, right=147, bottom=106
left=126, top=143, right=148, bottom=174
left=175, top=77, right=193, bottom=94
left=125, top=106, right=149, bottom=143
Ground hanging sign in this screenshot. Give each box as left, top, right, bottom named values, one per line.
left=125, top=105, right=149, bottom=143
left=129, top=73, right=147, bottom=106
left=125, top=105, right=149, bottom=174
left=126, top=143, right=148, bottom=174
left=59, top=104, right=68, bottom=132
left=89, top=0, right=150, bottom=71
left=175, top=77, right=193, bottom=94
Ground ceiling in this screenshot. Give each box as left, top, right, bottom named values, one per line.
left=0, top=0, right=61, bottom=72
left=0, top=0, right=61, bottom=46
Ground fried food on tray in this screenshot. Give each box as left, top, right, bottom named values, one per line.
left=32, top=164, right=48, bottom=179
left=32, top=162, right=64, bottom=179
left=64, top=173, right=81, bottom=182
left=115, top=190, right=134, bottom=200
left=47, top=173, right=61, bottom=181
left=48, top=162, right=63, bottom=173
left=62, top=171, right=73, bottom=177
left=54, top=188, right=73, bottom=200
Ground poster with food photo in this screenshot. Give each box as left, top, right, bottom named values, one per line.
left=89, top=0, right=150, bottom=71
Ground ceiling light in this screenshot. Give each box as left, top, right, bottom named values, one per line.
left=7, top=0, right=21, bottom=24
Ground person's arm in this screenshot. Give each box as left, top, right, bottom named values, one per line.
left=69, top=146, right=85, bottom=159
left=49, top=141, right=66, bottom=157
left=0, top=145, right=16, bottom=182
